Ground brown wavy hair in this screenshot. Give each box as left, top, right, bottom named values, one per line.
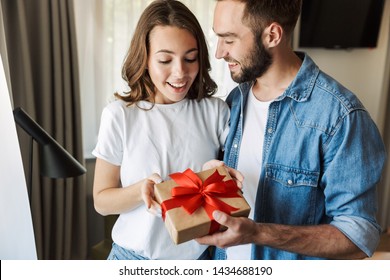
left=115, top=0, right=217, bottom=106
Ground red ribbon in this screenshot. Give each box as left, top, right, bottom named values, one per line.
left=161, top=168, right=241, bottom=234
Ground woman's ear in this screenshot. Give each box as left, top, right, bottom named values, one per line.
left=263, top=22, right=283, bottom=48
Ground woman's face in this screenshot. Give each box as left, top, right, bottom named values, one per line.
left=147, top=25, right=199, bottom=104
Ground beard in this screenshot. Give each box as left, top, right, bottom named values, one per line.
left=230, top=36, right=273, bottom=83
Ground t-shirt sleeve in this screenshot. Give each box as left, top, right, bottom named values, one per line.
left=92, top=105, right=123, bottom=166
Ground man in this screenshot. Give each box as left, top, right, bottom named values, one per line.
left=196, top=0, right=387, bottom=260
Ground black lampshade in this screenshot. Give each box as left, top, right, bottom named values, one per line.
left=13, top=107, right=86, bottom=179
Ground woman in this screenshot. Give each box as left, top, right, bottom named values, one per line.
left=92, top=0, right=229, bottom=260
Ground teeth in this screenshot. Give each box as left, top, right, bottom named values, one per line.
left=168, top=82, right=186, bottom=88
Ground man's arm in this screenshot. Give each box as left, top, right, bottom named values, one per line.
left=196, top=210, right=367, bottom=259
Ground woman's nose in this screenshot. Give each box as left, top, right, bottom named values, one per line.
left=172, top=61, right=186, bottom=77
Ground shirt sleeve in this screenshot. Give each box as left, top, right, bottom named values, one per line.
left=92, top=103, right=123, bottom=166
left=322, top=109, right=386, bottom=257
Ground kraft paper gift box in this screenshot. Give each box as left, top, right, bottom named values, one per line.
left=154, top=166, right=251, bottom=245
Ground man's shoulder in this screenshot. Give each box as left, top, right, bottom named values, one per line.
left=225, top=84, right=245, bottom=107
left=313, top=72, right=365, bottom=113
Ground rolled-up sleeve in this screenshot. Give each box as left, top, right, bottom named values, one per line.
left=323, top=109, right=386, bottom=257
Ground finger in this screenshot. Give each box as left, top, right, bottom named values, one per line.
left=224, top=167, right=244, bottom=189
left=141, top=183, right=152, bottom=209
left=142, top=174, right=162, bottom=208
left=148, top=173, right=163, bottom=184
left=202, top=159, right=224, bottom=170
left=143, top=195, right=153, bottom=209
left=147, top=201, right=162, bottom=217
left=225, top=166, right=244, bottom=183
left=212, top=210, right=231, bottom=227
left=195, top=211, right=232, bottom=247
left=195, top=231, right=223, bottom=245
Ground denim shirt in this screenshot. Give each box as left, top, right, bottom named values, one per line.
left=218, top=52, right=386, bottom=260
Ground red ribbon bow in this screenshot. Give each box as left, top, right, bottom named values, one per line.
left=161, top=168, right=241, bottom=234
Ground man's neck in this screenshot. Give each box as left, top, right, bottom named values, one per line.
left=252, top=51, right=302, bottom=102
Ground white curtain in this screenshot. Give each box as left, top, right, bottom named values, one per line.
left=74, top=0, right=235, bottom=157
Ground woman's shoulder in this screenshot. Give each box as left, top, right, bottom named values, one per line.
left=104, top=98, right=128, bottom=111
left=100, top=99, right=136, bottom=123
left=104, top=98, right=145, bottom=115
left=196, top=96, right=228, bottom=109
left=185, top=97, right=229, bottom=119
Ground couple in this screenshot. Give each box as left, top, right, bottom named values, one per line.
left=92, top=0, right=386, bottom=260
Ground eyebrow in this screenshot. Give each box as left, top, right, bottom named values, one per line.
left=155, top=48, right=198, bottom=55
left=213, top=28, right=238, bottom=38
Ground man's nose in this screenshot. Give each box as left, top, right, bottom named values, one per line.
left=215, top=39, right=227, bottom=59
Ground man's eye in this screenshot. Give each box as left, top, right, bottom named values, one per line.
left=225, top=40, right=234, bottom=45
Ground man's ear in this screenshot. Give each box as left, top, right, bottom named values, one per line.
left=263, top=22, right=283, bottom=48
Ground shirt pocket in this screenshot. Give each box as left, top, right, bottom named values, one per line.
left=266, top=164, right=319, bottom=187
left=262, top=164, right=321, bottom=225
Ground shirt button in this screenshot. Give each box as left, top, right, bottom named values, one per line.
left=287, top=179, right=293, bottom=185
left=233, top=144, right=238, bottom=148
left=267, top=128, right=273, bottom=134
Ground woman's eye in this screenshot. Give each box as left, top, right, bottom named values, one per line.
left=185, top=58, right=198, bottom=63
left=158, top=60, right=171, bottom=64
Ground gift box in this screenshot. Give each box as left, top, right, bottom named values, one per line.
left=154, top=166, right=251, bottom=244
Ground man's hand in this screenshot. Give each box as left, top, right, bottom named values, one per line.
left=195, top=210, right=257, bottom=248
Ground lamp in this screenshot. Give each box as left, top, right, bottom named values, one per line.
left=13, top=107, right=86, bottom=199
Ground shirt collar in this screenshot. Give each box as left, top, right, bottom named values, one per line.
left=282, top=52, right=320, bottom=102
left=237, top=52, right=319, bottom=103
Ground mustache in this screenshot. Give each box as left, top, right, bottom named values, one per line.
left=224, top=57, right=239, bottom=64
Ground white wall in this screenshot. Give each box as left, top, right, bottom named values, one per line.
left=294, top=0, right=390, bottom=134
left=0, top=54, right=37, bottom=260
left=0, top=1, right=37, bottom=259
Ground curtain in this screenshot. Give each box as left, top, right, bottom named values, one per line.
left=1, top=0, right=87, bottom=259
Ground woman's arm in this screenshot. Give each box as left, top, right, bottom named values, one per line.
left=93, top=158, right=161, bottom=216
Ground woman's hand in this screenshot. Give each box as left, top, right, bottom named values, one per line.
left=202, top=160, right=244, bottom=189
left=141, top=173, right=163, bottom=217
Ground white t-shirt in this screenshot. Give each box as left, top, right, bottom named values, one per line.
left=226, top=89, right=271, bottom=260
left=92, top=97, right=229, bottom=259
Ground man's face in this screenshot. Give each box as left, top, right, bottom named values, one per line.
left=213, top=0, right=272, bottom=83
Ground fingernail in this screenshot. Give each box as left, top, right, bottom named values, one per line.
left=213, top=210, right=221, bottom=220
